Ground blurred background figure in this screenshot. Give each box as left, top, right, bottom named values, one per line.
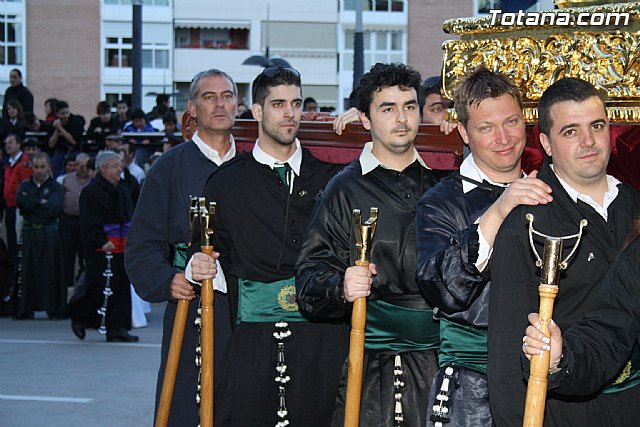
left=3, top=69, right=33, bottom=120
left=14, top=153, right=64, bottom=319
left=69, top=150, right=137, bottom=342
left=59, top=152, right=91, bottom=292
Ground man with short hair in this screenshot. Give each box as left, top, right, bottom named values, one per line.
left=116, top=99, right=130, bottom=130
left=59, top=152, right=91, bottom=289
left=125, top=69, right=237, bottom=426
left=3, top=133, right=32, bottom=260
left=303, top=96, right=317, bottom=112
left=48, top=100, right=85, bottom=178
left=119, top=140, right=145, bottom=184
left=189, top=66, right=345, bottom=426
left=124, top=108, right=156, bottom=167
left=70, top=150, right=137, bottom=342
left=420, top=76, right=452, bottom=125
left=15, top=153, right=64, bottom=319
left=416, top=67, right=552, bottom=426
left=3, top=69, right=33, bottom=119
left=488, top=77, right=640, bottom=426
left=87, top=101, right=120, bottom=149
left=296, top=63, right=445, bottom=426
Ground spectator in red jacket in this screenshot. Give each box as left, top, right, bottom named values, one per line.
left=3, top=133, right=32, bottom=260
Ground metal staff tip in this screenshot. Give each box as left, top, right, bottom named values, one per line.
left=353, top=207, right=378, bottom=264
left=526, top=213, right=588, bottom=282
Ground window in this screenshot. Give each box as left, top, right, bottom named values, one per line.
left=343, top=0, right=404, bottom=12
left=105, top=37, right=132, bottom=67
left=343, top=30, right=403, bottom=71
left=104, top=0, right=169, bottom=5
left=0, top=14, right=23, bottom=66
left=105, top=38, right=168, bottom=69
left=174, top=27, right=249, bottom=50
left=143, top=43, right=170, bottom=69
left=476, top=0, right=501, bottom=14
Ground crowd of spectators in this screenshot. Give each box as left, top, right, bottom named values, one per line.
left=0, top=69, right=179, bottom=338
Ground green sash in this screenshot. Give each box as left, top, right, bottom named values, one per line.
left=438, top=318, right=487, bottom=374
left=237, top=277, right=306, bottom=324
left=364, top=300, right=439, bottom=352
left=603, top=346, right=640, bottom=394
left=23, top=220, right=58, bottom=231
left=172, top=243, right=188, bottom=272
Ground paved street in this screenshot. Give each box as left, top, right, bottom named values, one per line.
left=0, top=303, right=166, bottom=427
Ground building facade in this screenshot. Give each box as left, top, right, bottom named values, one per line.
left=1, top=0, right=540, bottom=119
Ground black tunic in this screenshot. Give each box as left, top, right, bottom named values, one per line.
left=15, top=176, right=64, bottom=318
left=70, top=174, right=134, bottom=333
left=125, top=140, right=232, bottom=427
left=197, top=149, right=346, bottom=427
left=488, top=161, right=640, bottom=427
left=548, top=238, right=640, bottom=395
left=296, top=159, right=442, bottom=427
left=416, top=173, right=504, bottom=426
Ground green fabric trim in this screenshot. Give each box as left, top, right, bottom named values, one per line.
left=172, top=243, right=188, bottom=272
left=237, top=277, right=306, bottom=324
left=23, top=220, right=58, bottom=231
left=603, top=346, right=640, bottom=394
left=364, top=299, right=439, bottom=351
left=438, top=318, right=487, bottom=374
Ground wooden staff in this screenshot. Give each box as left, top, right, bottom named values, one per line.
left=198, top=198, right=216, bottom=427
left=523, top=215, right=587, bottom=427
left=156, top=197, right=200, bottom=427
left=344, top=207, right=378, bottom=427
left=522, top=238, right=562, bottom=427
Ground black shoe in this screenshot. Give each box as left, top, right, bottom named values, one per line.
left=106, top=330, right=139, bottom=343
left=71, top=321, right=86, bottom=340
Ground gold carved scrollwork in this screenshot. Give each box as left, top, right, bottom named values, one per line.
left=442, top=31, right=640, bottom=122
left=443, top=2, right=640, bottom=36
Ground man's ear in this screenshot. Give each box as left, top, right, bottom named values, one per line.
left=539, top=132, right=552, bottom=157
left=252, top=103, right=262, bottom=122
left=457, top=122, right=469, bottom=146
left=358, top=110, right=371, bottom=131
left=187, top=100, right=197, bottom=119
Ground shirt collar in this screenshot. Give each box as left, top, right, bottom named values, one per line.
left=358, top=141, right=429, bottom=175
left=8, top=151, right=23, bottom=167
left=252, top=138, right=302, bottom=176
left=192, top=131, right=236, bottom=166
left=459, top=153, right=520, bottom=194
left=551, top=165, right=620, bottom=219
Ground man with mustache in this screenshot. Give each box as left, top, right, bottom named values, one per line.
left=125, top=69, right=236, bottom=426
left=295, top=63, right=448, bottom=426
left=189, top=66, right=345, bottom=426
left=488, top=77, right=640, bottom=426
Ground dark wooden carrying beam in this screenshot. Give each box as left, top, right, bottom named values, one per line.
left=230, top=119, right=465, bottom=170
left=186, top=116, right=640, bottom=188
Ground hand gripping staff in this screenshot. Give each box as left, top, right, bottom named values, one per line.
left=344, top=207, right=378, bottom=427
left=522, top=213, right=587, bottom=427
left=198, top=198, right=216, bottom=427
left=156, top=197, right=200, bottom=427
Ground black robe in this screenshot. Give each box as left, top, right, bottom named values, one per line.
left=296, top=159, right=443, bottom=427
left=125, top=140, right=232, bottom=427
left=416, top=173, right=504, bottom=426
left=194, top=149, right=346, bottom=427
left=70, top=174, right=133, bottom=333
left=547, top=237, right=640, bottom=396
left=15, top=176, right=64, bottom=318
left=488, top=161, right=640, bottom=427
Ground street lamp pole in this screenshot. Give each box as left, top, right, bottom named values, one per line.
left=132, top=0, right=143, bottom=110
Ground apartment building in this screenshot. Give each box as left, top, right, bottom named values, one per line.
left=1, top=0, right=530, bottom=118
